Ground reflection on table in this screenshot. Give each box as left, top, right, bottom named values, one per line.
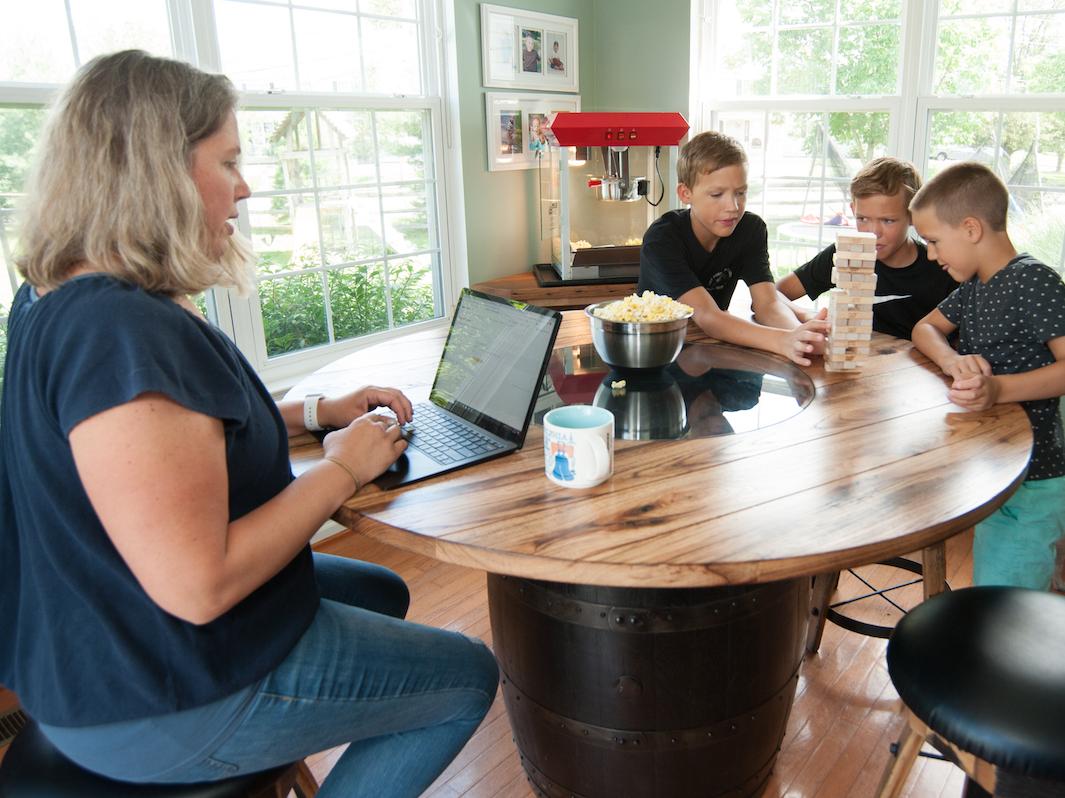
left=540, top=341, right=815, bottom=440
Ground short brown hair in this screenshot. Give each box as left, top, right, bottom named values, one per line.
left=850, top=157, right=921, bottom=201
left=909, top=161, right=1009, bottom=231
left=677, top=131, right=747, bottom=189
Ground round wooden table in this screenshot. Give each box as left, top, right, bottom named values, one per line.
left=287, top=312, right=1031, bottom=798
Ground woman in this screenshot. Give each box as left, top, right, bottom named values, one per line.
left=0, top=50, right=497, bottom=797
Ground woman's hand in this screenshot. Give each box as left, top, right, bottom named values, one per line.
left=321, top=412, right=408, bottom=489
left=319, top=386, right=414, bottom=428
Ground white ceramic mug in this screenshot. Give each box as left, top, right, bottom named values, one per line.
left=543, top=405, right=614, bottom=488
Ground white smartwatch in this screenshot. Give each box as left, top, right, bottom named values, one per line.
left=303, top=393, right=325, bottom=432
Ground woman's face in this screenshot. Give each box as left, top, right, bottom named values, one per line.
left=189, top=111, right=250, bottom=260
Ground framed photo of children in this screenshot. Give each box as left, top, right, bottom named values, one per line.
left=480, top=4, right=579, bottom=93
left=485, top=92, right=580, bottom=172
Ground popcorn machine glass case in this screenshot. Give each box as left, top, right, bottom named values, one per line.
left=539, top=112, right=688, bottom=283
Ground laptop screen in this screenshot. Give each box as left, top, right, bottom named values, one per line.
left=430, top=289, right=561, bottom=443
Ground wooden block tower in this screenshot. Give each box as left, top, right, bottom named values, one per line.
left=825, top=230, right=877, bottom=371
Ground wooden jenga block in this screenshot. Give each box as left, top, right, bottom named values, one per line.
left=836, top=231, right=876, bottom=252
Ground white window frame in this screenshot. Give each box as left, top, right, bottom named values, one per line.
left=0, top=0, right=468, bottom=394
left=691, top=0, right=1065, bottom=269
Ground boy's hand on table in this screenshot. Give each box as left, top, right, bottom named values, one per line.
left=942, top=354, right=992, bottom=382
left=948, top=374, right=1000, bottom=411
left=780, top=309, right=829, bottom=366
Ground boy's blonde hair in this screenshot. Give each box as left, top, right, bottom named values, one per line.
left=17, top=50, right=254, bottom=295
left=677, top=131, right=747, bottom=189
left=909, top=161, right=1009, bottom=232
left=850, top=157, right=921, bottom=201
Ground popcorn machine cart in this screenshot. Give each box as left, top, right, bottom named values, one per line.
left=538, top=111, right=689, bottom=284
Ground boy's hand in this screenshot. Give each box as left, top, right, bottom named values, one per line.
left=942, top=354, right=992, bottom=381
left=948, top=374, right=1000, bottom=411
left=780, top=309, right=829, bottom=366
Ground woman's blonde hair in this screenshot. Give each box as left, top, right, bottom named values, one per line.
left=17, top=50, right=253, bottom=295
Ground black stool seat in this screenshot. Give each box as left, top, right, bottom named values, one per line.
left=0, top=720, right=293, bottom=797
left=887, top=586, right=1065, bottom=781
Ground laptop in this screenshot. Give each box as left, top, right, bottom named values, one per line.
left=368, top=289, right=561, bottom=488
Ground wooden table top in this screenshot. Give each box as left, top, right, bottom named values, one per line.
left=288, top=313, right=1032, bottom=588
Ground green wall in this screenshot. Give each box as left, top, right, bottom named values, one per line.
left=454, top=0, right=691, bottom=284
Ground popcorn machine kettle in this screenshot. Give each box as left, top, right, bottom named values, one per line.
left=539, top=111, right=689, bottom=283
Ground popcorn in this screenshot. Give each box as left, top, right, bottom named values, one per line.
left=592, top=291, right=693, bottom=323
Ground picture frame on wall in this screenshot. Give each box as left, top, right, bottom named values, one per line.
left=485, top=92, right=581, bottom=172
left=481, top=4, right=579, bottom=92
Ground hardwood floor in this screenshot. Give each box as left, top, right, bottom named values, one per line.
left=311, top=528, right=979, bottom=798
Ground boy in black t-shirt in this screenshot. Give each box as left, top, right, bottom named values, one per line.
left=911, top=162, right=1065, bottom=590
left=776, top=157, right=958, bottom=339
left=638, top=131, right=829, bottom=366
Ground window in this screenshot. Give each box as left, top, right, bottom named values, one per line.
left=693, top=0, right=1065, bottom=278
left=0, top=0, right=459, bottom=392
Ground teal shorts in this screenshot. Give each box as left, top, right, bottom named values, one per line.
left=973, top=475, right=1065, bottom=590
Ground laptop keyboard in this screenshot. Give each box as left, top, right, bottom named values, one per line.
left=403, top=402, right=506, bottom=465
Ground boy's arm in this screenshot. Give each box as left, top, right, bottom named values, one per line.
left=950, top=337, right=1065, bottom=411
left=678, top=285, right=828, bottom=367
left=749, top=281, right=804, bottom=330
left=912, top=308, right=991, bottom=379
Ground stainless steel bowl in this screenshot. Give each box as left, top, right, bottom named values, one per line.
left=585, top=301, right=693, bottom=369
left=593, top=370, right=688, bottom=440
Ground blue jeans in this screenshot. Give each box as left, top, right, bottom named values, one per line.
left=43, top=553, right=499, bottom=798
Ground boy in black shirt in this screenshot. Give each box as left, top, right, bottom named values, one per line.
left=638, top=131, right=829, bottom=366
left=776, top=157, right=958, bottom=339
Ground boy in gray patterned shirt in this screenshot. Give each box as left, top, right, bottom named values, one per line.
left=911, top=162, right=1065, bottom=590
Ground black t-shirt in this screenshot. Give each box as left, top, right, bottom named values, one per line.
left=638, top=210, right=773, bottom=309
left=939, top=254, right=1065, bottom=481
left=792, top=240, right=958, bottom=339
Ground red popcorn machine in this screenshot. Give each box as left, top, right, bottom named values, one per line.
left=538, top=111, right=689, bottom=283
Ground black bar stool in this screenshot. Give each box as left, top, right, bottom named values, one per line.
left=0, top=719, right=318, bottom=798
left=877, top=586, right=1065, bottom=797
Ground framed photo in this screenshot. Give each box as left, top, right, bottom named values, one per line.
left=485, top=92, right=581, bottom=172
left=481, top=4, right=579, bottom=92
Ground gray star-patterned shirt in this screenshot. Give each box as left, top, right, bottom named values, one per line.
left=938, top=254, right=1065, bottom=480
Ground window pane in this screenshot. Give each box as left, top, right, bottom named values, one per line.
left=246, top=193, right=318, bottom=275
left=0, top=0, right=77, bottom=82
left=1018, top=0, right=1065, bottom=10
left=328, top=264, right=389, bottom=340
left=376, top=111, right=428, bottom=182
left=381, top=184, right=430, bottom=254
left=939, top=0, right=1014, bottom=13
left=216, top=1, right=295, bottom=91
left=313, top=110, right=377, bottom=188
left=715, top=28, right=772, bottom=98
left=389, top=254, right=436, bottom=326
left=779, top=0, right=835, bottom=25
left=319, top=188, right=385, bottom=264
left=926, top=110, right=1002, bottom=176
left=934, top=17, right=1012, bottom=94
left=259, top=273, right=328, bottom=356
left=293, top=8, right=362, bottom=93
left=841, top=0, right=901, bottom=22
left=239, top=109, right=314, bottom=194
left=837, top=25, right=900, bottom=94
left=777, top=28, right=833, bottom=94
left=360, top=0, right=417, bottom=17
left=1012, top=13, right=1065, bottom=93
left=362, top=18, right=421, bottom=95
left=1012, top=191, right=1065, bottom=274
left=69, top=0, right=172, bottom=65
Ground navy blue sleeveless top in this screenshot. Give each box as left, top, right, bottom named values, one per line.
left=0, top=275, right=319, bottom=726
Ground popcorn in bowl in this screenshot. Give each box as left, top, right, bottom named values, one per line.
left=591, top=291, right=693, bottom=323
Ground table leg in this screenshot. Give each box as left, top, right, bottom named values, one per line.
left=487, top=574, right=808, bottom=798
left=806, top=570, right=840, bottom=656
left=922, top=539, right=949, bottom=600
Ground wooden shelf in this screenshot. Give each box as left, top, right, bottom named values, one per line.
left=471, top=271, right=636, bottom=311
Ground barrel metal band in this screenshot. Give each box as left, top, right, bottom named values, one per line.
left=520, top=748, right=776, bottom=798
left=493, top=574, right=794, bottom=633
left=500, top=667, right=798, bottom=751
